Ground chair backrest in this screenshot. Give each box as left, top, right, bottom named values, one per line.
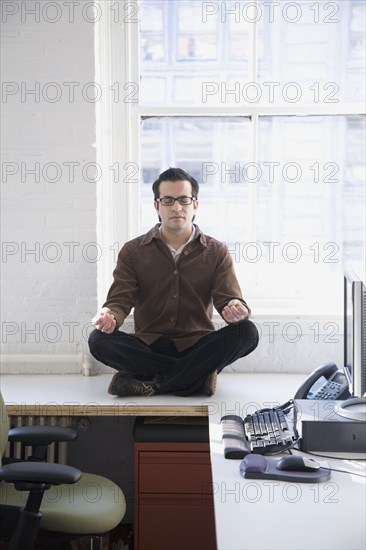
left=0, top=392, right=10, bottom=466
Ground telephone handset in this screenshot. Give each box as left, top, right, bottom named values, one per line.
left=294, top=362, right=351, bottom=400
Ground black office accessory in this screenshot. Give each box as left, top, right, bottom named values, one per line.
left=221, top=415, right=251, bottom=458
left=239, top=454, right=331, bottom=483
left=276, top=455, right=320, bottom=472
left=296, top=399, right=366, bottom=453
left=343, top=271, right=366, bottom=398
left=133, top=415, right=209, bottom=442
left=294, top=270, right=366, bottom=402
left=221, top=400, right=298, bottom=459
left=294, top=362, right=350, bottom=400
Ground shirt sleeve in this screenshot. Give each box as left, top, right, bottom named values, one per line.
left=102, top=244, right=138, bottom=329
left=212, top=244, right=251, bottom=319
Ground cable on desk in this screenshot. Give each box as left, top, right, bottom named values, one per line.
left=289, top=448, right=366, bottom=477
left=292, top=446, right=366, bottom=462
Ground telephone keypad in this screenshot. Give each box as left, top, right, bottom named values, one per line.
left=313, top=381, right=344, bottom=400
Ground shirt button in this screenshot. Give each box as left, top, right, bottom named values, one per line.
left=173, top=270, right=178, bottom=275
left=170, top=317, right=175, bottom=322
left=184, top=250, right=189, bottom=255
left=173, top=294, right=177, bottom=298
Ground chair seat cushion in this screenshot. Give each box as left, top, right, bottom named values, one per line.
left=0, top=472, right=126, bottom=535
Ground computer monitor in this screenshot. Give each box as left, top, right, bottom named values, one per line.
left=343, top=271, right=366, bottom=397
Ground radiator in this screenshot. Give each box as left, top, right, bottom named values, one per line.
left=6, top=416, right=72, bottom=464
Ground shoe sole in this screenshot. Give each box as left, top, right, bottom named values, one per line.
left=209, top=371, right=218, bottom=396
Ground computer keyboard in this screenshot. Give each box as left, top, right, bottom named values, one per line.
left=221, top=402, right=298, bottom=459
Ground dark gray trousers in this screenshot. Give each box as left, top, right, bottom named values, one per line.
left=88, top=320, right=259, bottom=396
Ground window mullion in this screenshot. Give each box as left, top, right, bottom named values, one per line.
left=125, top=11, right=141, bottom=240
left=96, top=0, right=140, bottom=305
left=249, top=5, right=259, bottom=292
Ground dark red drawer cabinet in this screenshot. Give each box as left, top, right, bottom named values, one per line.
left=134, top=442, right=217, bottom=550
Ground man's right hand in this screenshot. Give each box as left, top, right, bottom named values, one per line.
left=91, top=307, right=116, bottom=334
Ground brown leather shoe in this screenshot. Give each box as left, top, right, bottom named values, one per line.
left=197, top=371, right=217, bottom=396
left=108, top=372, right=155, bottom=397
left=108, top=371, right=128, bottom=395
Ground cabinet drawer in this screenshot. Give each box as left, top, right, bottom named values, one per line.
left=138, top=502, right=216, bottom=550
left=138, top=450, right=213, bottom=494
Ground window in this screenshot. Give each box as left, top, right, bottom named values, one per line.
left=96, top=0, right=365, bottom=315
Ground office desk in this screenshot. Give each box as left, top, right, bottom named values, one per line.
left=2, top=373, right=365, bottom=550
left=1, top=373, right=209, bottom=417
left=207, top=375, right=366, bottom=550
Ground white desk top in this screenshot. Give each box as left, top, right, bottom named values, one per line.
left=207, top=375, right=366, bottom=550
left=1, top=372, right=215, bottom=416
left=1, top=372, right=306, bottom=417
left=2, top=372, right=365, bottom=550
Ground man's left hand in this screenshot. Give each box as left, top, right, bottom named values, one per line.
left=222, top=299, right=249, bottom=324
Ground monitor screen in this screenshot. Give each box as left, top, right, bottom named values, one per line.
left=344, top=276, right=353, bottom=382
left=344, top=271, right=366, bottom=398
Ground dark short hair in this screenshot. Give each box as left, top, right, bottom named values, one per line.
left=152, top=167, right=199, bottom=200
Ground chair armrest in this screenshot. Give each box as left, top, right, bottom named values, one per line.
left=0, top=461, right=81, bottom=486
left=8, top=426, right=78, bottom=445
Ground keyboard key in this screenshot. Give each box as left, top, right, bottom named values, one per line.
left=238, top=406, right=297, bottom=455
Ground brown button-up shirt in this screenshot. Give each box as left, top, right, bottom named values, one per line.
left=103, top=224, right=251, bottom=351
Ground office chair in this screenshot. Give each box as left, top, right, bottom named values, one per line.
left=0, top=391, right=126, bottom=550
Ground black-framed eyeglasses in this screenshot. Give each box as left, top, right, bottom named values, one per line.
left=156, top=196, right=197, bottom=206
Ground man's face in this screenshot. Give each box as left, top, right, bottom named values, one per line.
left=154, top=179, right=198, bottom=232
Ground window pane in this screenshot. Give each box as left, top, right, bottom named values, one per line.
left=255, top=114, right=365, bottom=313
left=343, top=115, right=366, bottom=272
left=258, top=0, right=365, bottom=104
left=140, top=3, right=165, bottom=62
left=140, top=0, right=251, bottom=106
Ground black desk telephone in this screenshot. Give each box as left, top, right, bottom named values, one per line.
left=294, top=362, right=351, bottom=400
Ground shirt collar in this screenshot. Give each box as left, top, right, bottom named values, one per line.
left=140, top=223, right=208, bottom=247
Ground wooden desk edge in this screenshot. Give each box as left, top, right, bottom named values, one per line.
left=5, top=404, right=209, bottom=417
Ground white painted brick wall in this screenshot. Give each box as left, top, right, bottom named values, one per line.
left=1, top=2, right=98, bottom=372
